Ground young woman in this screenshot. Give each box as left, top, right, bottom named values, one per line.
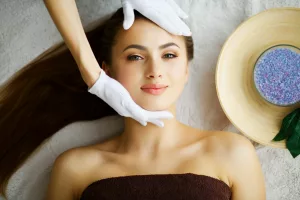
left=0, top=0, right=266, bottom=199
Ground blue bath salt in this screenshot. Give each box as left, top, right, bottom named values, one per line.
left=253, top=46, right=300, bottom=106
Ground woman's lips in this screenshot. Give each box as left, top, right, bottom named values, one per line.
left=141, top=87, right=167, bottom=95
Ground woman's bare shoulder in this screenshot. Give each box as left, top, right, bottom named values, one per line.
left=207, top=131, right=266, bottom=198
left=57, top=134, right=120, bottom=161
left=50, top=146, right=109, bottom=198
left=56, top=146, right=103, bottom=163
left=200, top=130, right=254, bottom=149
left=53, top=135, right=121, bottom=175
left=52, top=146, right=105, bottom=177
left=209, top=130, right=259, bottom=162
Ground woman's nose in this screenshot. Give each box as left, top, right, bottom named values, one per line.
left=146, top=59, right=163, bottom=79
left=147, top=74, right=162, bottom=79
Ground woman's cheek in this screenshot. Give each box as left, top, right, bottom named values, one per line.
left=168, top=64, right=187, bottom=79
left=114, top=69, right=136, bottom=90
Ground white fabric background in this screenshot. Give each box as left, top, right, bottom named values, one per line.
left=0, top=0, right=299, bottom=199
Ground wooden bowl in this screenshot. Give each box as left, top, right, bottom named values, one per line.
left=216, top=7, right=300, bottom=148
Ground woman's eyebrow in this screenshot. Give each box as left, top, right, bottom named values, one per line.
left=159, top=42, right=180, bottom=50
left=123, top=42, right=180, bottom=52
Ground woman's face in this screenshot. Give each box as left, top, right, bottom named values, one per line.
left=103, top=18, right=189, bottom=111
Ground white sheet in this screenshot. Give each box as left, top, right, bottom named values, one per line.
left=0, top=0, right=300, bottom=199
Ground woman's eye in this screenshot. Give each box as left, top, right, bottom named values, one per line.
left=127, top=54, right=177, bottom=61
left=127, top=55, right=143, bottom=61
left=163, top=54, right=177, bottom=59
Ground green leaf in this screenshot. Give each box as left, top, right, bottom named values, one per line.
left=272, top=108, right=300, bottom=141
left=286, top=115, right=300, bottom=158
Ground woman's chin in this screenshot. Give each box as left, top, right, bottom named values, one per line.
left=138, top=103, right=171, bottom=112
left=132, top=96, right=173, bottom=111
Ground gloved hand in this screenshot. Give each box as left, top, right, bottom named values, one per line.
left=88, top=69, right=174, bottom=127
left=122, top=0, right=192, bottom=36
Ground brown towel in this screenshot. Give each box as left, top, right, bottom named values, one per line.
left=80, top=173, right=232, bottom=200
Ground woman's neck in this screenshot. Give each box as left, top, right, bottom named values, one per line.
left=115, top=104, right=185, bottom=160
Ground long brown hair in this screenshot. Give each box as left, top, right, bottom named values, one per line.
left=0, top=7, right=193, bottom=197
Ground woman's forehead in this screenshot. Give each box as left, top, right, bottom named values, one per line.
left=114, top=18, right=185, bottom=50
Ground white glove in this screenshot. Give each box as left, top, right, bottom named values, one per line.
left=88, top=69, right=174, bottom=127
left=122, top=0, right=192, bottom=36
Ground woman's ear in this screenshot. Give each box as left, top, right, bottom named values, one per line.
left=101, top=61, right=111, bottom=76
left=185, top=65, right=189, bottom=84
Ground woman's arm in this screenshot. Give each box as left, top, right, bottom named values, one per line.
left=228, top=134, right=266, bottom=200
left=43, top=0, right=101, bottom=88
left=46, top=151, right=78, bottom=200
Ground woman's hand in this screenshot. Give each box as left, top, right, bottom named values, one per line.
left=88, top=69, right=174, bottom=127
left=122, top=0, right=192, bottom=36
